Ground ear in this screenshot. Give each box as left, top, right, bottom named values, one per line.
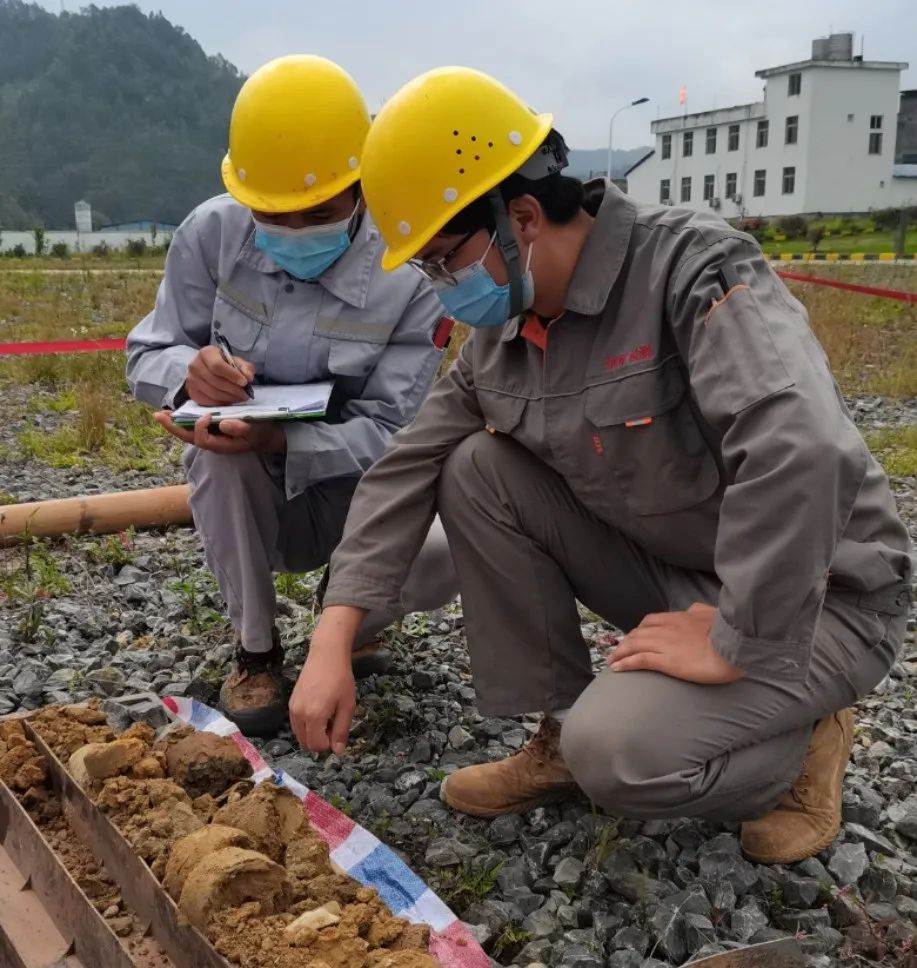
left=507, top=194, right=542, bottom=242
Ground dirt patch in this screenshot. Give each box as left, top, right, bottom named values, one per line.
left=212, top=781, right=305, bottom=862
left=0, top=720, right=46, bottom=791
left=164, top=824, right=254, bottom=900
left=163, top=731, right=252, bottom=798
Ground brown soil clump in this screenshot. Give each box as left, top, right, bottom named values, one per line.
left=212, top=781, right=305, bottom=862
left=0, top=721, right=46, bottom=792
left=68, top=737, right=146, bottom=787
left=30, top=701, right=115, bottom=758
left=164, top=732, right=252, bottom=798
left=164, top=824, right=255, bottom=900
left=178, top=846, right=290, bottom=930
left=97, top=776, right=203, bottom=877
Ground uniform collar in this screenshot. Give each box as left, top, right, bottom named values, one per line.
left=236, top=211, right=379, bottom=310
left=499, top=179, right=636, bottom=342
left=563, top=178, right=637, bottom=317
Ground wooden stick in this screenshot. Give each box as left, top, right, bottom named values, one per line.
left=0, top=485, right=191, bottom=546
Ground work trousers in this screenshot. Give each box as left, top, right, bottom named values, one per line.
left=438, top=432, right=907, bottom=821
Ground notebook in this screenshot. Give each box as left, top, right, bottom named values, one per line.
left=170, top=381, right=334, bottom=427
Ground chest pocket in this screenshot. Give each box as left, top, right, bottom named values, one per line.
left=584, top=359, right=721, bottom=516
left=213, top=285, right=272, bottom=359
left=318, top=317, right=397, bottom=379
left=477, top=389, right=527, bottom=434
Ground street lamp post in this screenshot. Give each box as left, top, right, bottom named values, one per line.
left=607, top=97, right=650, bottom=181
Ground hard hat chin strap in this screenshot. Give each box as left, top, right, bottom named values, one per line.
left=486, top=189, right=524, bottom=318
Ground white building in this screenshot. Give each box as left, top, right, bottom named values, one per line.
left=626, top=34, right=917, bottom=218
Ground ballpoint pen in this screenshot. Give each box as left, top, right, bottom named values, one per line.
left=214, top=332, right=255, bottom=399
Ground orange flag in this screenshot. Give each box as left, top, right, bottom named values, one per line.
left=678, top=85, right=687, bottom=106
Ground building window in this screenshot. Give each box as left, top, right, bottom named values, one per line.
left=703, top=175, right=715, bottom=201
left=660, top=179, right=671, bottom=203
left=785, top=115, right=799, bottom=144
left=754, top=169, right=766, bottom=196
left=725, top=172, right=737, bottom=198
left=870, top=115, right=883, bottom=130
left=728, top=124, right=740, bottom=151
left=788, top=73, right=802, bottom=96
left=683, top=131, right=694, bottom=157
left=782, top=166, right=796, bottom=194
left=869, top=132, right=883, bottom=155
left=706, top=127, right=717, bottom=154
left=756, top=120, right=769, bottom=148
left=681, top=176, right=692, bottom=202
left=661, top=133, right=672, bottom=159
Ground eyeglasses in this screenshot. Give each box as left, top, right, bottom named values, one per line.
left=409, top=230, right=492, bottom=287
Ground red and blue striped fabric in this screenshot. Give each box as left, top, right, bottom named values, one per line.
left=161, top=696, right=489, bottom=968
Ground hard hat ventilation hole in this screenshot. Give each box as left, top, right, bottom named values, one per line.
left=398, top=221, right=411, bottom=236
left=443, top=187, right=458, bottom=203
left=488, top=141, right=494, bottom=148
left=304, top=173, right=317, bottom=187
left=453, top=130, right=459, bottom=136
left=456, top=149, right=462, bottom=155
left=474, top=155, right=480, bottom=161
left=238, top=168, right=247, bottom=181
left=348, top=156, right=358, bottom=170
left=508, top=131, right=523, bottom=145
left=458, top=168, right=465, bottom=175
left=471, top=136, right=477, bottom=142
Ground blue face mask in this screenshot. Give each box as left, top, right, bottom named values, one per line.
left=253, top=205, right=358, bottom=280
left=433, top=237, right=535, bottom=328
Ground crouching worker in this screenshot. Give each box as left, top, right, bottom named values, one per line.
left=126, top=56, right=457, bottom=736
left=288, top=67, right=912, bottom=863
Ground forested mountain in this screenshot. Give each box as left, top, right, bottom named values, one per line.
left=0, top=0, right=243, bottom=229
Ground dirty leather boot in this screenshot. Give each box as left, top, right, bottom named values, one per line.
left=741, top=708, right=855, bottom=864
left=219, top=638, right=287, bottom=737
left=440, top=717, right=577, bottom=817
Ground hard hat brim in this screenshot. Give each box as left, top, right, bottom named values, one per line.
left=378, top=111, right=554, bottom=271
left=221, top=154, right=362, bottom=214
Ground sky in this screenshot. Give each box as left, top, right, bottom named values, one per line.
left=42, top=0, right=917, bottom=150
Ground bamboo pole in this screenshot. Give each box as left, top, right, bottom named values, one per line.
left=0, top=485, right=191, bottom=546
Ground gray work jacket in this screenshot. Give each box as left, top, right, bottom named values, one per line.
left=126, top=193, right=445, bottom=498
left=325, top=180, right=912, bottom=682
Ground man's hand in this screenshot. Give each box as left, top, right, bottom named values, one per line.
left=184, top=345, right=254, bottom=406
left=153, top=412, right=286, bottom=455
left=608, top=603, right=743, bottom=684
left=289, top=605, right=366, bottom=755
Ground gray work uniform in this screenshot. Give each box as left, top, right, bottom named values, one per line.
left=323, top=180, right=912, bottom=821
left=126, top=194, right=457, bottom=652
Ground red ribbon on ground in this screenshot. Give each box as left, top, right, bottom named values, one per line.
left=776, top=271, right=917, bottom=303
left=0, top=272, right=913, bottom=358
left=0, top=337, right=126, bottom=356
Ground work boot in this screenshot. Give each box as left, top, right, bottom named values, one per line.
left=741, top=708, right=855, bottom=864
left=219, top=640, right=287, bottom=737
left=440, top=717, right=577, bottom=817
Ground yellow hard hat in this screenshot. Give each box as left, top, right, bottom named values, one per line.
left=361, top=67, right=553, bottom=270
left=221, top=55, right=371, bottom=213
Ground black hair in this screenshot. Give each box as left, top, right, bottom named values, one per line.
left=441, top=129, right=584, bottom=236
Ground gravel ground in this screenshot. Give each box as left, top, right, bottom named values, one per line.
left=1, top=393, right=915, bottom=968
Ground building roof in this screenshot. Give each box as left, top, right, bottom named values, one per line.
left=756, top=58, right=908, bottom=79
left=624, top=150, right=655, bottom=177
left=651, top=101, right=766, bottom=133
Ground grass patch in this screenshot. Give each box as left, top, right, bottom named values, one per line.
left=762, top=227, right=917, bottom=255
left=491, top=924, right=530, bottom=960
left=434, top=860, right=504, bottom=910
left=865, top=426, right=917, bottom=477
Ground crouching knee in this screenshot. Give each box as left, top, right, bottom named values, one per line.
left=560, top=705, right=685, bottom=819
